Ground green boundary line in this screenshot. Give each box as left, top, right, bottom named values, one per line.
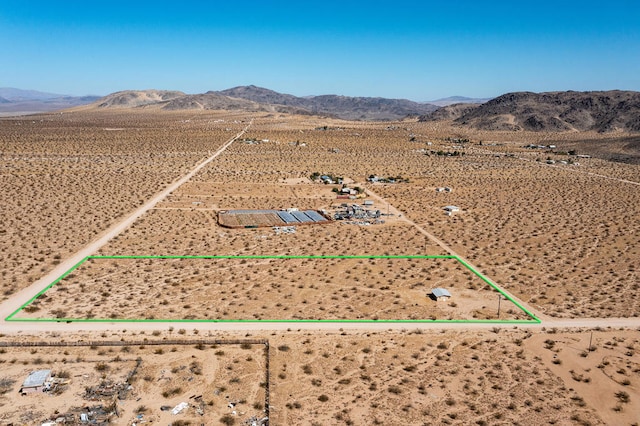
left=6, top=255, right=540, bottom=324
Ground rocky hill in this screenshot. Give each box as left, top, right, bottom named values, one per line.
left=90, top=86, right=438, bottom=120
left=218, top=85, right=438, bottom=120
left=219, top=85, right=305, bottom=108
left=96, top=90, right=186, bottom=108
left=94, top=89, right=309, bottom=115
left=419, top=90, right=640, bottom=132
left=305, top=94, right=437, bottom=120
left=423, top=103, right=480, bottom=121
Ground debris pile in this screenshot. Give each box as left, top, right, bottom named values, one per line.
left=84, top=381, right=132, bottom=401
left=243, top=416, right=269, bottom=426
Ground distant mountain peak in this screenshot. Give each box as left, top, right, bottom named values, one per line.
left=0, top=87, right=101, bottom=115
left=426, top=96, right=493, bottom=107
left=96, top=90, right=185, bottom=108
left=0, top=87, right=68, bottom=101
left=420, top=90, right=640, bottom=133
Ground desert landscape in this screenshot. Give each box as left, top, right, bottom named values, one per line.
left=2, top=0, right=639, bottom=423
left=14, top=255, right=530, bottom=322
left=0, top=91, right=638, bottom=425
left=0, top=338, right=268, bottom=425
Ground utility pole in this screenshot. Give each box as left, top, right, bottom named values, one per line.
left=497, top=295, right=502, bottom=319
left=587, top=331, right=593, bottom=356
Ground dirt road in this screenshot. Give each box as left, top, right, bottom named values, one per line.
left=363, top=186, right=549, bottom=322
left=0, top=120, right=252, bottom=330
left=3, top=124, right=640, bottom=334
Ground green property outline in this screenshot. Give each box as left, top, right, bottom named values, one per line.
left=6, top=255, right=540, bottom=324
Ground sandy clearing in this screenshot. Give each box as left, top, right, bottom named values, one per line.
left=2, top=116, right=639, bottom=335
left=0, top=119, right=253, bottom=328
left=470, top=145, right=640, bottom=186
left=364, top=186, right=550, bottom=322
left=4, top=162, right=640, bottom=333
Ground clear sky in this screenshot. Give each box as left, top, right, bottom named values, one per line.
left=1, top=0, right=638, bottom=100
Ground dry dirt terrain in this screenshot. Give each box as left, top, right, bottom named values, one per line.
left=16, top=256, right=528, bottom=322
left=0, top=338, right=267, bottom=425
left=0, top=110, right=639, bottom=425
left=0, top=110, right=247, bottom=301
left=1, top=328, right=638, bottom=425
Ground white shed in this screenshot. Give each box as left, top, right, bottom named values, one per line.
left=431, top=288, right=451, bottom=302
left=20, top=369, right=51, bottom=394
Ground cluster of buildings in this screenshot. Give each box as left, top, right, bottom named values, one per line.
left=367, top=175, right=409, bottom=184
left=241, top=138, right=270, bottom=145
left=316, top=174, right=343, bottom=185
left=333, top=202, right=381, bottom=221
left=273, top=226, right=296, bottom=235
left=337, top=186, right=359, bottom=196
left=524, top=143, right=557, bottom=150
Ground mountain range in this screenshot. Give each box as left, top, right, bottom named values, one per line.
left=2, top=86, right=639, bottom=133
left=419, top=90, right=640, bottom=133
left=0, top=88, right=101, bottom=116
left=424, top=96, right=493, bottom=107
left=94, top=85, right=440, bottom=121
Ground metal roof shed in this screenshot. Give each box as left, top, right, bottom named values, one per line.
left=20, top=369, right=51, bottom=394
left=431, top=288, right=452, bottom=301
left=443, top=206, right=460, bottom=212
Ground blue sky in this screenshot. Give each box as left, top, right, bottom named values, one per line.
left=1, top=0, right=638, bottom=100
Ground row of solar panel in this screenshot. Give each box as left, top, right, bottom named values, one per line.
left=277, top=210, right=326, bottom=224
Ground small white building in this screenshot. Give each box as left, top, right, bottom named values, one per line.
left=443, top=205, right=460, bottom=213
left=20, top=369, right=51, bottom=394
left=431, top=288, right=452, bottom=302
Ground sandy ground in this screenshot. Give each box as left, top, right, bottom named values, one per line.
left=16, top=256, right=529, bottom=322
left=0, top=111, right=639, bottom=425
left=0, top=340, right=267, bottom=425
left=1, top=328, right=638, bottom=425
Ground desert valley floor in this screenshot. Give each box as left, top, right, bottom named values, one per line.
left=0, top=109, right=638, bottom=425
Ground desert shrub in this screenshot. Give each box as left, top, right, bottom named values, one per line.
left=0, top=378, right=15, bottom=395
left=56, top=370, right=71, bottom=379
left=388, top=385, right=402, bottom=394
left=615, top=391, right=630, bottom=403
left=162, top=387, right=183, bottom=398
left=95, top=362, right=109, bottom=372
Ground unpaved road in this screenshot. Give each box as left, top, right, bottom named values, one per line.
left=364, top=186, right=549, bottom=321
left=0, top=120, right=252, bottom=332
left=2, top=124, right=640, bottom=334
